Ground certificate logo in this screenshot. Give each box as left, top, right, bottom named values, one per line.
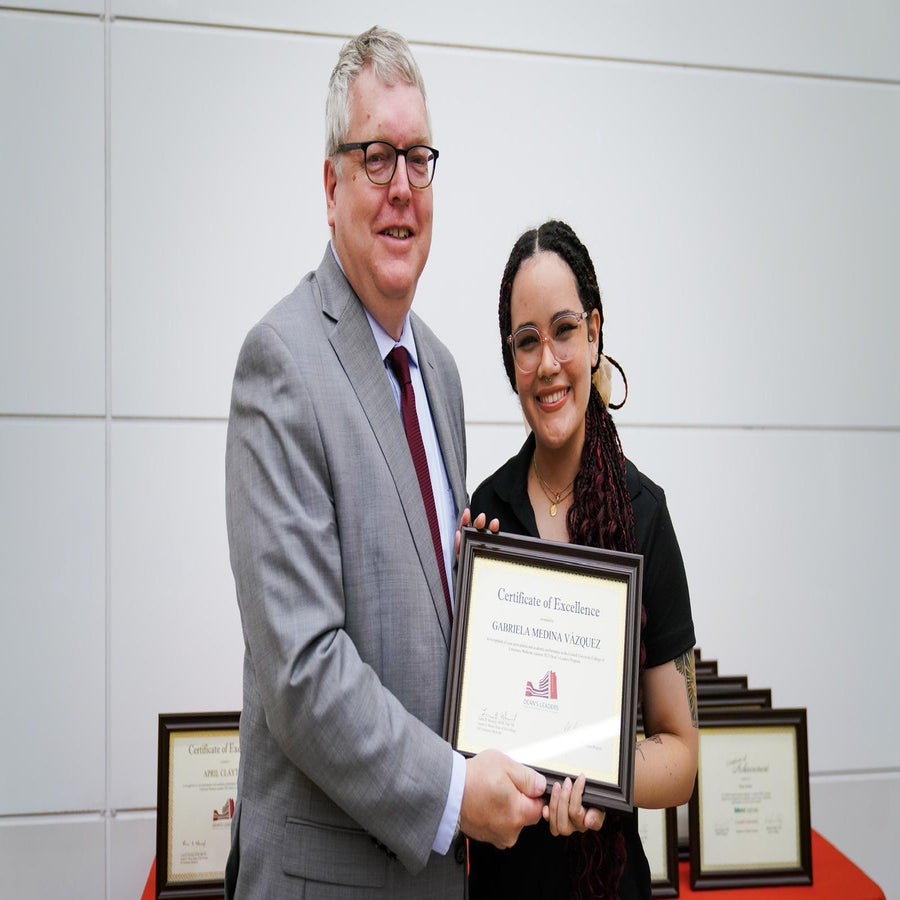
left=525, top=670, right=558, bottom=700
left=212, top=798, right=235, bottom=823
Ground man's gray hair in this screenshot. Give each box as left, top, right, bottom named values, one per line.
left=325, top=26, right=430, bottom=159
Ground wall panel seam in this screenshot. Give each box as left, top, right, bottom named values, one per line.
left=104, top=14, right=900, bottom=88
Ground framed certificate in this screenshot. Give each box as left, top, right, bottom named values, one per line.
left=694, top=658, right=718, bottom=677
left=689, top=708, right=812, bottom=889
left=696, top=674, right=749, bottom=695
left=638, top=806, right=679, bottom=898
left=443, top=527, right=643, bottom=811
left=698, top=687, right=772, bottom=714
left=156, top=712, right=240, bottom=899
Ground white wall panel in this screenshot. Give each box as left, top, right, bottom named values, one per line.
left=0, top=421, right=106, bottom=815
left=110, top=812, right=157, bottom=900
left=110, top=420, right=242, bottom=809
left=418, top=47, right=900, bottom=430
left=0, top=12, right=105, bottom=415
left=811, top=774, right=899, bottom=898
left=109, top=1, right=900, bottom=82
left=0, top=817, right=105, bottom=900
left=109, top=25, right=899, bottom=426
left=110, top=23, right=338, bottom=418
left=466, top=421, right=528, bottom=497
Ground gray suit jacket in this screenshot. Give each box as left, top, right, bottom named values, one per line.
left=225, top=248, right=469, bottom=899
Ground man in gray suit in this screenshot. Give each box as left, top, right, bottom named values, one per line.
left=225, top=27, right=546, bottom=898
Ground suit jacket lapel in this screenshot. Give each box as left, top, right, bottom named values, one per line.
left=316, top=249, right=453, bottom=646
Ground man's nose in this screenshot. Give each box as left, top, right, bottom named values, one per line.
left=388, top=155, right=412, bottom=202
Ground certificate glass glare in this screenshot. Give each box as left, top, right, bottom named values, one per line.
left=444, top=528, right=642, bottom=811
left=689, top=709, right=812, bottom=889
left=156, top=712, right=240, bottom=899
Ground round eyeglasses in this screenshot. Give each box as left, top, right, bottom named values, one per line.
left=506, top=311, right=590, bottom=374
left=336, top=141, right=439, bottom=189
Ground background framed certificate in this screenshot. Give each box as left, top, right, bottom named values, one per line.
left=698, top=687, right=772, bottom=715
left=156, top=711, right=240, bottom=899
left=638, top=806, right=679, bottom=898
left=689, top=708, right=812, bottom=889
left=443, top=528, right=642, bottom=811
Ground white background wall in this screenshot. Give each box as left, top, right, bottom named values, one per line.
left=1, top=2, right=897, bottom=897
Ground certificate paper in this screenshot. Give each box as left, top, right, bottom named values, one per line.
left=638, top=807, right=669, bottom=881
left=445, top=529, right=642, bottom=811
left=167, top=730, right=240, bottom=882
left=699, top=726, right=800, bottom=871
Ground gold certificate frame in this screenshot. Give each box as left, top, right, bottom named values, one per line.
left=156, top=711, right=240, bottom=899
left=443, top=527, right=643, bottom=812
left=689, top=708, right=812, bottom=889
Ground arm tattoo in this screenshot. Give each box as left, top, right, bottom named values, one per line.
left=635, top=733, right=663, bottom=761
left=674, top=649, right=699, bottom=728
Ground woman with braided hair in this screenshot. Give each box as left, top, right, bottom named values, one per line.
left=467, top=220, right=698, bottom=899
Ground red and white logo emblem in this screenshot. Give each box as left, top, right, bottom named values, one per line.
left=525, top=670, right=558, bottom=699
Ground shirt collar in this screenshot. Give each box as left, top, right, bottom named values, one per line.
left=368, top=309, right=417, bottom=368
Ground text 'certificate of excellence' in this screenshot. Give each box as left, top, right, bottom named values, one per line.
left=446, top=529, right=642, bottom=811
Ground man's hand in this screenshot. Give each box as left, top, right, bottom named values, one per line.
left=460, top=749, right=546, bottom=848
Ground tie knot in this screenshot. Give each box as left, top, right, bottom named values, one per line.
left=387, top=345, right=412, bottom=387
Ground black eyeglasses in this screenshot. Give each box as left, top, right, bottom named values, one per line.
left=336, top=141, right=439, bottom=189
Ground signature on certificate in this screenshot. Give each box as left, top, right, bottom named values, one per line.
left=477, top=707, right=518, bottom=736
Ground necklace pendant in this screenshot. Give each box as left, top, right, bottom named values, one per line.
left=550, top=502, right=558, bottom=517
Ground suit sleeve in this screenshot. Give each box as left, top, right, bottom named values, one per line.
left=225, top=321, right=454, bottom=873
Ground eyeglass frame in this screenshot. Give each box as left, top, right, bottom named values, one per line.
left=506, top=310, right=591, bottom=374
left=335, top=140, right=440, bottom=189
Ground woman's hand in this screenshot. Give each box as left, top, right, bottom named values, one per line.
left=543, top=774, right=606, bottom=836
left=455, top=507, right=500, bottom=558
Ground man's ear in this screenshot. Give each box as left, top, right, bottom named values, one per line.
left=324, top=158, right=338, bottom=229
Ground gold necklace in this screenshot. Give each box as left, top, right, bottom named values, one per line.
left=532, top=456, right=576, bottom=517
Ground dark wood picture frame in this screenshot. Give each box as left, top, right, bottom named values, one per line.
left=698, top=687, right=772, bottom=713
left=694, top=658, right=718, bottom=677
left=689, top=708, right=812, bottom=890
left=696, top=674, right=749, bottom=695
left=156, top=711, right=240, bottom=899
left=444, top=527, right=643, bottom=812
left=649, top=806, right=680, bottom=898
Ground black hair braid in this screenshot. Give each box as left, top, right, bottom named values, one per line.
left=568, top=388, right=636, bottom=555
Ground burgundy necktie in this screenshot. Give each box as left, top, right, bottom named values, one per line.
left=387, top=346, right=452, bottom=620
